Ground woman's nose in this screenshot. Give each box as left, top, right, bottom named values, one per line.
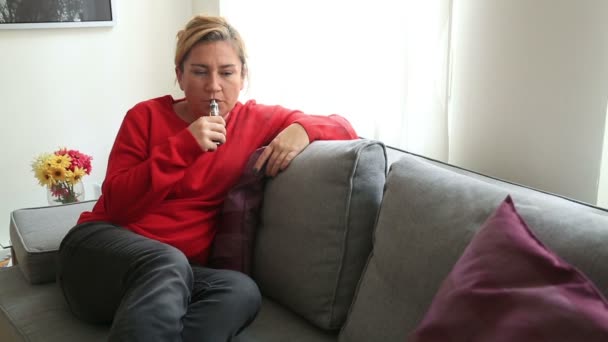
left=206, top=73, right=222, bottom=92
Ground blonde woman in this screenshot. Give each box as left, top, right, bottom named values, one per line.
left=57, top=15, right=357, bottom=341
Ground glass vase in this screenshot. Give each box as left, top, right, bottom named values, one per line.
left=47, top=181, right=85, bottom=205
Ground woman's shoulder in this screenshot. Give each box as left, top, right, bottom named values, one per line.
left=123, top=95, right=178, bottom=121
left=236, top=99, right=296, bottom=116
left=130, top=95, right=176, bottom=113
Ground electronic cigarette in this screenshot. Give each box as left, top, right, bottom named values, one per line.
left=210, top=99, right=221, bottom=145
left=210, top=99, right=219, bottom=116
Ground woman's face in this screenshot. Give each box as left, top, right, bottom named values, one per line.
left=176, top=40, right=245, bottom=118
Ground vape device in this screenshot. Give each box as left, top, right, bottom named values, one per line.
left=210, top=99, right=221, bottom=145
left=210, top=99, right=219, bottom=116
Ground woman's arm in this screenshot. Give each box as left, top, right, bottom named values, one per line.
left=101, top=108, right=203, bottom=224
left=249, top=102, right=358, bottom=176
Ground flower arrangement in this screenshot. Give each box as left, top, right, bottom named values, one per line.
left=32, top=148, right=93, bottom=204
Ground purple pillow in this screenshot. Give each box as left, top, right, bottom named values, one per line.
left=208, top=147, right=266, bottom=275
left=410, top=196, right=608, bottom=342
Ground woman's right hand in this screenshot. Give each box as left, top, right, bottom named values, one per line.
left=188, top=116, right=227, bottom=151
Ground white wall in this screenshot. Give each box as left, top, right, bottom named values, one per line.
left=192, top=0, right=219, bottom=16
left=449, top=0, right=608, bottom=204
left=0, top=0, right=193, bottom=245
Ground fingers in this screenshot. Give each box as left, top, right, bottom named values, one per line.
left=279, top=152, right=296, bottom=171
left=253, top=146, right=288, bottom=177
left=202, top=125, right=226, bottom=150
left=256, top=123, right=310, bottom=177
left=188, top=116, right=227, bottom=152
left=268, top=151, right=298, bottom=177
left=254, top=146, right=285, bottom=177
left=206, top=121, right=227, bottom=137
left=206, top=115, right=226, bottom=125
left=253, top=147, right=272, bottom=174
left=262, top=147, right=301, bottom=177
left=266, top=150, right=287, bottom=177
left=201, top=128, right=226, bottom=151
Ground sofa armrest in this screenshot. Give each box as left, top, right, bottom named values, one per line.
left=9, top=200, right=96, bottom=284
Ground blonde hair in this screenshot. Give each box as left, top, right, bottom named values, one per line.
left=175, top=15, right=247, bottom=76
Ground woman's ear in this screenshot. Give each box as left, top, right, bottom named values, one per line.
left=175, top=67, right=184, bottom=91
left=240, top=65, right=247, bottom=90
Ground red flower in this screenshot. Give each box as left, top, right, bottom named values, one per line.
left=55, top=148, right=93, bottom=174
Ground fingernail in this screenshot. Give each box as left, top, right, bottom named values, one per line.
left=253, top=168, right=260, bottom=175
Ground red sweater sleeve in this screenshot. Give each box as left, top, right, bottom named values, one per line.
left=242, top=101, right=358, bottom=144
left=294, top=114, right=358, bottom=141
left=101, top=105, right=202, bottom=224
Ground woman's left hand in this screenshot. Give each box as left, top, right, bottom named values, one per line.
left=254, top=123, right=310, bottom=177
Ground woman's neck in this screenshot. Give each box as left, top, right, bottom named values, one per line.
left=173, top=101, right=198, bottom=124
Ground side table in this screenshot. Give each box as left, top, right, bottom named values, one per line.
left=0, top=241, right=13, bottom=267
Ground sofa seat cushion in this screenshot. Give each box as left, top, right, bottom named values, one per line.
left=0, top=265, right=334, bottom=342
left=339, top=153, right=608, bottom=342
left=253, top=139, right=386, bottom=330
left=411, top=196, right=608, bottom=341
left=0, top=266, right=108, bottom=342
left=235, top=297, right=338, bottom=342
left=10, top=201, right=96, bottom=284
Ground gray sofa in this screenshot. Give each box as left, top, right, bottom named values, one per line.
left=2, top=139, right=608, bottom=341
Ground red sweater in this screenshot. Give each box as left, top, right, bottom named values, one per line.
left=78, top=95, right=357, bottom=264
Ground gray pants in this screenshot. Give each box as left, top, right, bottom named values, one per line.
left=57, top=221, right=261, bottom=342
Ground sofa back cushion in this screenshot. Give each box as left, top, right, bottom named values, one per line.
left=253, top=139, right=386, bottom=330
left=339, top=153, right=608, bottom=342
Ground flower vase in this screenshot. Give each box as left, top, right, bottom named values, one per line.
left=47, top=181, right=85, bottom=205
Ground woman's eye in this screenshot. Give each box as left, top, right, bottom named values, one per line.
left=193, top=70, right=207, bottom=76
left=221, top=71, right=234, bottom=77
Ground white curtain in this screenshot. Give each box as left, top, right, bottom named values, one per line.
left=220, top=0, right=453, bottom=161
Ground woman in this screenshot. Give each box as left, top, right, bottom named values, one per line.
left=57, top=15, right=357, bottom=341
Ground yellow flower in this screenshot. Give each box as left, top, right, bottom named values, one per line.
left=34, top=167, right=54, bottom=187
left=67, top=167, right=86, bottom=184
left=31, top=153, right=52, bottom=174
left=49, top=154, right=72, bottom=169
left=64, top=170, right=74, bottom=183
left=49, top=166, right=68, bottom=183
